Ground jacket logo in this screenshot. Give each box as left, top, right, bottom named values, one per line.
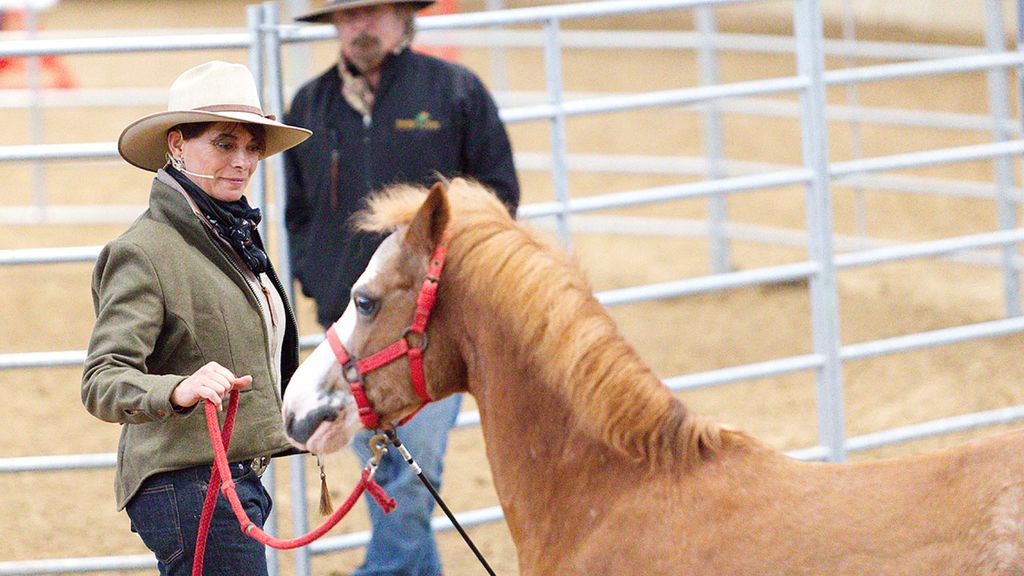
left=395, top=111, right=441, bottom=131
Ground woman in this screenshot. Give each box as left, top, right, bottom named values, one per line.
left=81, top=61, right=311, bottom=575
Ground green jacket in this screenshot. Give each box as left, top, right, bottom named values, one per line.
left=82, top=176, right=299, bottom=509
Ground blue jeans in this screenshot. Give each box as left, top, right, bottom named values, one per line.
left=351, top=394, right=462, bottom=576
left=126, top=461, right=272, bottom=576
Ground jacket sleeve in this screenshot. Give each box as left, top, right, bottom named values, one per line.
left=283, top=100, right=313, bottom=287
left=81, top=240, right=186, bottom=424
left=460, top=74, right=521, bottom=215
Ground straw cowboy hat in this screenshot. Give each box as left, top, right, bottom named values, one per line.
left=295, top=0, right=437, bottom=24
left=118, top=61, right=311, bottom=172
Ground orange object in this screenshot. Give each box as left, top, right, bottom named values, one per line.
left=0, top=8, right=78, bottom=89
left=414, top=0, right=460, bottom=62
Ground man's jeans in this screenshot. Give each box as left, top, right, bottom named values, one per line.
left=126, top=461, right=272, bottom=576
left=352, top=394, right=462, bottom=576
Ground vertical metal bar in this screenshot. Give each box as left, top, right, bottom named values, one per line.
left=840, top=0, right=868, bottom=237
left=250, top=6, right=282, bottom=576
left=261, top=3, right=312, bottom=576
left=1019, top=0, right=1024, bottom=142
left=249, top=5, right=268, bottom=226
left=282, top=0, right=314, bottom=95
left=696, top=6, right=730, bottom=274
left=247, top=8, right=278, bottom=575
left=794, top=0, right=846, bottom=462
left=485, top=0, right=509, bottom=93
left=985, top=0, right=1020, bottom=317
left=543, top=18, right=572, bottom=247
left=25, top=6, right=45, bottom=219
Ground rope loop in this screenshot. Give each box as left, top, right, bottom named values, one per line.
left=191, top=391, right=394, bottom=575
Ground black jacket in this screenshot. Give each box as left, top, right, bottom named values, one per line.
left=284, top=49, right=520, bottom=327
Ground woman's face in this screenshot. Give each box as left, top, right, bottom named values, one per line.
left=167, top=122, right=265, bottom=202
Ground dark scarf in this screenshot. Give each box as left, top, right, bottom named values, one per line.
left=166, top=165, right=268, bottom=276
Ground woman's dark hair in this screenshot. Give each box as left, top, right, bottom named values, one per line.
left=170, top=122, right=267, bottom=147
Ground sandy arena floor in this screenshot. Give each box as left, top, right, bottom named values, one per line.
left=2, top=1, right=1024, bottom=574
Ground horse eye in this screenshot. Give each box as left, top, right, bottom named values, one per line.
left=353, top=295, right=378, bottom=317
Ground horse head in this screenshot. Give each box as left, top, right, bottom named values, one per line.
left=282, top=181, right=465, bottom=454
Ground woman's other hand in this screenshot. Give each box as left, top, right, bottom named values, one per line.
left=172, top=361, right=253, bottom=411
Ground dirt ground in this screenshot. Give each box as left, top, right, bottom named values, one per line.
left=2, top=1, right=1024, bottom=575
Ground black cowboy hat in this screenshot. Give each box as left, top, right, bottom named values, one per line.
left=295, top=0, right=437, bottom=23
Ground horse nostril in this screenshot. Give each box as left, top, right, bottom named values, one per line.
left=285, top=402, right=343, bottom=444
left=285, top=410, right=298, bottom=440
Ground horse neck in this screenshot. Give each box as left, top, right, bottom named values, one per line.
left=443, top=239, right=732, bottom=548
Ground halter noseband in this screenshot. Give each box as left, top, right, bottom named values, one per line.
left=325, top=233, right=450, bottom=429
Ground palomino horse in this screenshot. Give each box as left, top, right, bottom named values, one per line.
left=282, top=178, right=1024, bottom=575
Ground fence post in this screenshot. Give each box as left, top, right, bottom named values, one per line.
left=260, top=3, right=315, bottom=576
left=25, top=6, right=46, bottom=219
left=985, top=0, right=1021, bottom=318
left=696, top=6, right=731, bottom=274
left=793, top=0, right=847, bottom=462
left=543, top=17, right=572, bottom=247
left=485, top=0, right=508, bottom=93
left=246, top=6, right=283, bottom=576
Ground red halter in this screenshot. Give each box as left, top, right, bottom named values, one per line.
left=325, top=233, right=450, bottom=429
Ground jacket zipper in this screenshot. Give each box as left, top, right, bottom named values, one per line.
left=362, top=113, right=373, bottom=191
left=330, top=149, right=340, bottom=211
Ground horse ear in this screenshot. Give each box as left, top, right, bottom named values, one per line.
left=405, top=181, right=450, bottom=254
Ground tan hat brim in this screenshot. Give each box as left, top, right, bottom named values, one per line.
left=118, top=109, right=311, bottom=172
left=296, top=0, right=436, bottom=23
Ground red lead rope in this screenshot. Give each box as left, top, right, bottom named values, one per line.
left=191, top=390, right=395, bottom=575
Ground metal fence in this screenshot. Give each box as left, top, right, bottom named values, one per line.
left=3, top=0, right=1024, bottom=574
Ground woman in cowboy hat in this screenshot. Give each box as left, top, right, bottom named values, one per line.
left=82, top=60, right=310, bottom=576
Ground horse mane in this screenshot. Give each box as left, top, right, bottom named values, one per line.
left=355, top=179, right=751, bottom=469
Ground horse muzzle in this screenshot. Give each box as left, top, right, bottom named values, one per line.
left=283, top=390, right=358, bottom=453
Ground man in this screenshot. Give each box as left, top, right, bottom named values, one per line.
left=283, top=1, right=519, bottom=574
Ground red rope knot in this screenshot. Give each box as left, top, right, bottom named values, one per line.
left=362, top=467, right=396, bottom=514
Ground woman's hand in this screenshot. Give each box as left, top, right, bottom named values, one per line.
left=172, top=361, right=253, bottom=411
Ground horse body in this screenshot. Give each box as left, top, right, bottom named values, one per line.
left=282, top=179, right=1024, bottom=575
left=457, top=275, right=1024, bottom=575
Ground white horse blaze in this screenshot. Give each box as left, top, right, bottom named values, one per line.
left=281, top=234, right=400, bottom=453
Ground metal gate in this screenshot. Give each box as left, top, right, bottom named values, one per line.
left=3, top=0, right=1024, bottom=574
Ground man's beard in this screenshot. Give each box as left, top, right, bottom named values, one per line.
left=347, top=32, right=387, bottom=73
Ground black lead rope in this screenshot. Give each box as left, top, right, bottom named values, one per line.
left=382, top=428, right=497, bottom=576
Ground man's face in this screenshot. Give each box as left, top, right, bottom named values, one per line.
left=332, top=4, right=409, bottom=73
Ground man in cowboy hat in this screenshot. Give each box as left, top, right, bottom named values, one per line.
left=283, top=1, right=519, bottom=574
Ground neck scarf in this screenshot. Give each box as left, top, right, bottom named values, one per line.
left=166, top=165, right=268, bottom=276
left=337, top=40, right=410, bottom=116
left=339, top=57, right=375, bottom=117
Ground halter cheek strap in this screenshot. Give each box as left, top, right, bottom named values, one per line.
left=326, top=234, right=450, bottom=429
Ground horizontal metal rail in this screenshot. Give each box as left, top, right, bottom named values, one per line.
left=7, top=225, right=1024, bottom=371
left=0, top=555, right=155, bottom=575
left=281, top=0, right=764, bottom=43
left=6, top=399, right=1020, bottom=572
left=500, top=76, right=810, bottom=122
left=414, top=28, right=986, bottom=60
left=0, top=246, right=101, bottom=266
left=8, top=308, right=1024, bottom=474
left=0, top=32, right=251, bottom=57
left=519, top=169, right=814, bottom=218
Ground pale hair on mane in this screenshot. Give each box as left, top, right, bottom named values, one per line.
left=355, top=179, right=749, bottom=468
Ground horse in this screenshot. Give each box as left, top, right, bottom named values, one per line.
left=281, top=178, right=1024, bottom=575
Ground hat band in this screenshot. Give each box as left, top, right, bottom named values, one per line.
left=194, top=104, right=275, bottom=120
